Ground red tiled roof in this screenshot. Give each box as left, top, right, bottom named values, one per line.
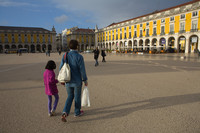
left=107, top=0, right=200, bottom=27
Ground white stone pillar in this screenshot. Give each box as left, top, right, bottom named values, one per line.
left=198, top=37, right=200, bottom=51
left=165, top=38, right=168, bottom=50
left=174, top=37, right=178, bottom=51
left=185, top=38, right=189, bottom=53
left=132, top=41, right=134, bottom=51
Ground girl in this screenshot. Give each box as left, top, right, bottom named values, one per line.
left=43, top=60, right=59, bottom=116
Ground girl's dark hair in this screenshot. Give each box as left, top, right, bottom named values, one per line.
left=45, top=60, right=56, bottom=70
left=69, top=40, right=78, bottom=50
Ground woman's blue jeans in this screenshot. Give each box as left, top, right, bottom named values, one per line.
left=63, top=85, right=82, bottom=116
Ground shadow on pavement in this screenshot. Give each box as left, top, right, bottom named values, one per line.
left=71, top=93, right=200, bottom=123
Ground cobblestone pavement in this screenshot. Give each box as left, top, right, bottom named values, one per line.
left=0, top=53, right=200, bottom=133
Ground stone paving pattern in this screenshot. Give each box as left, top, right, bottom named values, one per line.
left=0, top=53, right=200, bottom=133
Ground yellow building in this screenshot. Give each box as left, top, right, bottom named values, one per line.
left=0, top=26, right=56, bottom=53
left=95, top=0, right=200, bottom=53
left=65, top=27, right=95, bottom=51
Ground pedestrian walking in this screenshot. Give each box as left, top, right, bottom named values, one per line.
left=59, top=40, right=88, bottom=122
left=58, top=49, right=61, bottom=55
left=19, top=49, right=22, bottom=56
left=93, top=47, right=99, bottom=66
left=101, top=49, right=106, bottom=62
left=46, top=50, right=48, bottom=56
left=43, top=60, right=59, bottom=117
left=48, top=50, right=50, bottom=56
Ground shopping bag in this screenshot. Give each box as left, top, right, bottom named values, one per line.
left=57, top=63, right=71, bottom=83
left=58, top=52, right=71, bottom=83
left=81, top=86, right=90, bottom=107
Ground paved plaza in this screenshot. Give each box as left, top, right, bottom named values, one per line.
left=0, top=52, right=200, bottom=133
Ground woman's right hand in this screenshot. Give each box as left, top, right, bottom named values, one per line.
left=84, top=81, right=88, bottom=86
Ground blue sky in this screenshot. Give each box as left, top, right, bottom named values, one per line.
left=0, top=0, right=192, bottom=33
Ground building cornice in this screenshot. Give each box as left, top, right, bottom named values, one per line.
left=98, top=0, right=200, bottom=32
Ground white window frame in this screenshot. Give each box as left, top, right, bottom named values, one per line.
left=161, top=26, right=165, bottom=33
left=192, top=11, right=198, bottom=17
left=146, top=29, right=149, bottom=35
left=170, top=16, right=174, bottom=22
left=191, top=20, right=198, bottom=30
left=140, top=29, right=142, bottom=36
left=170, top=24, right=174, bottom=32
left=180, top=22, right=185, bottom=31
left=180, top=14, right=185, bottom=19
left=153, top=27, right=157, bottom=34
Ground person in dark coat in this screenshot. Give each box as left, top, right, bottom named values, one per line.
left=58, top=49, right=61, bottom=55
left=101, top=49, right=106, bottom=62
left=93, top=47, right=99, bottom=66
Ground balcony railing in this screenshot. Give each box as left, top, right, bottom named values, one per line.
left=179, top=30, right=185, bottom=34
left=160, top=32, right=165, bottom=36
left=152, top=33, right=157, bottom=36
left=134, top=35, right=137, bottom=38
left=190, top=29, right=198, bottom=32
left=139, top=34, right=143, bottom=38
left=145, top=34, right=149, bottom=37
left=169, top=31, right=174, bottom=35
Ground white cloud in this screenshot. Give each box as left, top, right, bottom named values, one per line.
left=0, top=0, right=37, bottom=7
left=51, top=0, right=191, bottom=28
left=54, top=15, right=68, bottom=24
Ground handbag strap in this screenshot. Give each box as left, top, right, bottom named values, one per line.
left=64, top=52, right=69, bottom=64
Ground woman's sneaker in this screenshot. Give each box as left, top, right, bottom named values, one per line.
left=61, top=113, right=68, bottom=122
left=74, top=110, right=84, bottom=117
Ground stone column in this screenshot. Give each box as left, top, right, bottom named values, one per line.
left=198, top=37, right=200, bottom=51
left=143, top=39, right=145, bottom=51
left=174, top=36, right=178, bottom=51
left=185, top=38, right=189, bottom=53
left=165, top=38, right=168, bottom=50
left=132, top=41, right=134, bottom=51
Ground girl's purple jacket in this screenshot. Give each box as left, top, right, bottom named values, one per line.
left=43, top=69, right=58, bottom=95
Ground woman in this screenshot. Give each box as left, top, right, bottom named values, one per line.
left=59, top=40, right=88, bottom=122
left=93, top=47, right=99, bottom=66
left=101, top=49, right=106, bottom=62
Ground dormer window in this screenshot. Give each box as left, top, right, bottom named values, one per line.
left=161, top=19, right=165, bottom=23
left=180, top=14, right=185, bottom=19
left=192, top=11, right=198, bottom=17
left=140, top=24, right=143, bottom=27
left=153, top=21, right=157, bottom=25
left=170, top=16, right=174, bottom=21
left=146, top=22, right=149, bottom=26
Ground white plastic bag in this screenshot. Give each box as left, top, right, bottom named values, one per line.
left=81, top=86, right=90, bottom=107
